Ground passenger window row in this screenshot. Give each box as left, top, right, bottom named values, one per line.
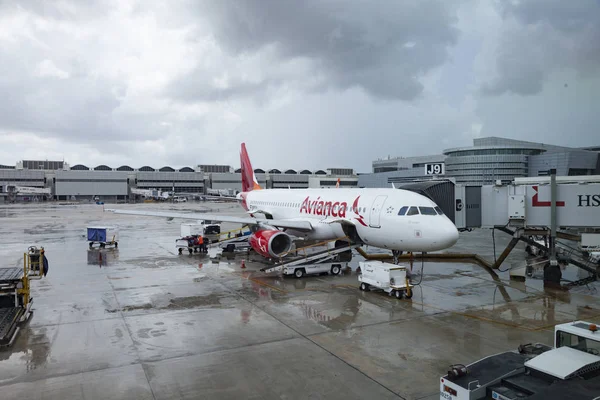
left=397, top=206, right=444, bottom=216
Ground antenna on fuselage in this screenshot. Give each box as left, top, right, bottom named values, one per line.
left=391, top=183, right=396, bottom=189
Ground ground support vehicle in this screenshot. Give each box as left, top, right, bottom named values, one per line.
left=176, top=222, right=221, bottom=254
left=176, top=236, right=207, bottom=255
left=357, top=260, right=413, bottom=299
left=440, top=320, right=600, bottom=399
left=0, top=247, right=46, bottom=347
left=281, top=261, right=347, bottom=279
left=260, top=241, right=360, bottom=278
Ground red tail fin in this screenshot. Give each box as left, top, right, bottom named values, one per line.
left=240, top=143, right=262, bottom=192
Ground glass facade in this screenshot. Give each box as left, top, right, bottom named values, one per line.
left=22, top=160, right=64, bottom=170
left=445, top=148, right=543, bottom=157
left=444, top=148, right=539, bottom=186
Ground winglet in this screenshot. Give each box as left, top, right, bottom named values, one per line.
left=240, top=143, right=262, bottom=192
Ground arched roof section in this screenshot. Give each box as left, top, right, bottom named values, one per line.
left=159, top=166, right=175, bottom=172
left=139, top=166, right=155, bottom=171
left=179, top=167, right=194, bottom=172
left=94, top=165, right=112, bottom=171
left=254, top=168, right=265, bottom=174
left=268, top=169, right=281, bottom=174
left=299, top=169, right=312, bottom=174
left=117, top=165, right=133, bottom=171
left=71, top=164, right=89, bottom=170
left=315, top=170, right=327, bottom=175
left=284, top=169, right=297, bottom=174
left=234, top=168, right=242, bottom=173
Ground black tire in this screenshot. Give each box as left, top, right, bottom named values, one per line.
left=294, top=268, right=305, bottom=279
left=114, top=242, right=118, bottom=248
left=89, top=242, right=93, bottom=248
left=543, top=262, right=562, bottom=284
left=404, top=290, right=413, bottom=299
left=188, top=248, right=193, bottom=255
left=360, top=282, right=368, bottom=291
left=178, top=248, right=183, bottom=255
left=395, top=290, right=403, bottom=299
left=331, top=264, right=341, bottom=275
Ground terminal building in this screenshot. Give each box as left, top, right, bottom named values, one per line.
left=359, top=137, right=600, bottom=188
left=0, top=161, right=358, bottom=203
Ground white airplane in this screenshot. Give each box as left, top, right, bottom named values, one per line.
left=107, top=143, right=459, bottom=259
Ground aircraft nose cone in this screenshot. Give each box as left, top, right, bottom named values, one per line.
left=441, top=222, right=460, bottom=248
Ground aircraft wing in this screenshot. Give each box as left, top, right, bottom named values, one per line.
left=105, top=209, right=313, bottom=231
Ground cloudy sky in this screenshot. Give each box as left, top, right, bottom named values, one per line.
left=0, top=0, right=598, bottom=172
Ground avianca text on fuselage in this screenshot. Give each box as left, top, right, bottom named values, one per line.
left=299, top=196, right=350, bottom=218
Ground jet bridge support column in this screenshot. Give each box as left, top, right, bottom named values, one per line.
left=544, top=169, right=562, bottom=285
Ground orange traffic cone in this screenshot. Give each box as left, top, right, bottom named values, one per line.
left=241, top=260, right=246, bottom=269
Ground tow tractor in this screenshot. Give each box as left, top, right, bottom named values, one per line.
left=0, top=246, right=47, bottom=347
left=176, top=222, right=221, bottom=255
left=440, top=320, right=600, bottom=399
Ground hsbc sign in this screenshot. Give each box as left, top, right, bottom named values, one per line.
left=578, top=194, right=600, bottom=207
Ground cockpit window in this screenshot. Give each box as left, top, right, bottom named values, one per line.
left=398, top=206, right=408, bottom=216
left=419, top=206, right=437, bottom=215
left=406, top=206, right=419, bottom=216
left=434, top=206, right=444, bottom=215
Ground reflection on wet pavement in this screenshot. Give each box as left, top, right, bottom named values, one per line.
left=0, top=202, right=598, bottom=399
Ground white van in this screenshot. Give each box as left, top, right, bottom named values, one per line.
left=358, top=260, right=413, bottom=299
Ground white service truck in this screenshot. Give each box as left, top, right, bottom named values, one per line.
left=283, top=261, right=346, bottom=278
left=440, top=320, right=600, bottom=399
left=357, top=260, right=413, bottom=299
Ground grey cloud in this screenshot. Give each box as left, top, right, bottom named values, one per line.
left=169, top=0, right=463, bottom=102
left=166, top=73, right=282, bottom=104
left=481, top=0, right=600, bottom=96
left=0, top=46, right=168, bottom=144
left=0, top=2, right=183, bottom=146
left=1, top=0, right=109, bottom=21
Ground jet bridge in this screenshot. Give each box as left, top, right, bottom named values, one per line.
left=399, top=174, right=600, bottom=285
left=3, top=185, right=52, bottom=202
left=397, top=180, right=483, bottom=231
left=480, top=175, right=600, bottom=230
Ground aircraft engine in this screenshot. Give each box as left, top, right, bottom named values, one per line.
left=248, top=229, right=293, bottom=258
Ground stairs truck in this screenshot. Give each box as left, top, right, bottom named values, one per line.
left=440, top=320, right=600, bottom=399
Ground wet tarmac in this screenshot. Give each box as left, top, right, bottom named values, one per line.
left=1, top=202, right=599, bottom=399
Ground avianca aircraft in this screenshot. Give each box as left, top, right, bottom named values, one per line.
left=108, top=143, right=459, bottom=259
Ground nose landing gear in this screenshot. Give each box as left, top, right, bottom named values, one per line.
left=392, top=250, right=403, bottom=264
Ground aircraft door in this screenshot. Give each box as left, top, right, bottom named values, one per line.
left=369, top=195, right=388, bottom=228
